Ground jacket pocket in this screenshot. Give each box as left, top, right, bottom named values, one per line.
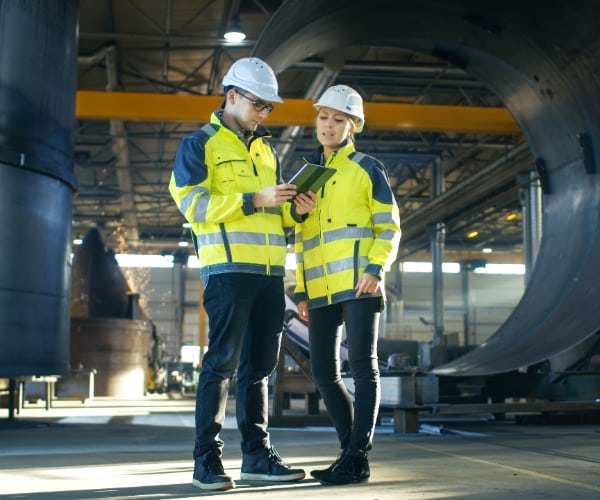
left=212, top=151, right=252, bottom=193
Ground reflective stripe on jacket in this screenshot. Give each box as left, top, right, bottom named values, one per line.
left=169, top=111, right=297, bottom=282
left=294, top=140, right=401, bottom=308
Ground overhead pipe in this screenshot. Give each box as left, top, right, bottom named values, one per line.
left=77, top=44, right=116, bottom=67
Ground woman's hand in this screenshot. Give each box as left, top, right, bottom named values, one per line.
left=293, top=190, right=317, bottom=215
left=355, top=272, right=380, bottom=298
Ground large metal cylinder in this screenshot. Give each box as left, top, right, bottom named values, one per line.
left=70, top=317, right=152, bottom=398
left=0, top=0, right=79, bottom=376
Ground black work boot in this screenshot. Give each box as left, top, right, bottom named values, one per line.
left=317, top=452, right=370, bottom=485
left=192, top=450, right=235, bottom=491
left=311, top=450, right=348, bottom=480
left=240, top=446, right=306, bottom=481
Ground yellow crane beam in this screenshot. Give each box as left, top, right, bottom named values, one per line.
left=75, top=90, right=520, bottom=135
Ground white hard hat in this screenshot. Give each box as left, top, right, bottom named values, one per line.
left=314, top=84, right=365, bottom=133
left=222, top=57, right=283, bottom=103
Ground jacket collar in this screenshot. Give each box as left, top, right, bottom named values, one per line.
left=211, top=110, right=272, bottom=141
left=307, top=138, right=356, bottom=165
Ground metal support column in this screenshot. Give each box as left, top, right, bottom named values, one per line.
left=431, top=157, right=445, bottom=345
left=461, top=263, right=471, bottom=347
left=172, top=252, right=188, bottom=356
left=460, top=260, right=487, bottom=347
left=520, top=171, right=543, bottom=284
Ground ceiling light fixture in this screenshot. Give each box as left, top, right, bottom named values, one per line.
left=224, top=14, right=246, bottom=43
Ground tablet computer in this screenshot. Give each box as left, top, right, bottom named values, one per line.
left=288, top=163, right=337, bottom=194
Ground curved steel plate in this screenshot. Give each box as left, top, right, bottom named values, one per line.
left=253, top=0, right=600, bottom=375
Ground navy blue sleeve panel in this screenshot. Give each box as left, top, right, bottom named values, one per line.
left=290, top=202, right=307, bottom=223
left=365, top=263, right=383, bottom=278
left=351, top=152, right=395, bottom=204
left=242, top=193, right=255, bottom=215
left=173, top=130, right=210, bottom=187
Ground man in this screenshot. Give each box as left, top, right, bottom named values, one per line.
left=169, top=57, right=315, bottom=491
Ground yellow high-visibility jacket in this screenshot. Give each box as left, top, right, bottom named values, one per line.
left=294, top=140, right=401, bottom=308
left=169, top=111, right=301, bottom=283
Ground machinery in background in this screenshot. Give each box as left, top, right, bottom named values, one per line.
left=146, top=328, right=199, bottom=398
left=273, top=295, right=600, bottom=431
left=70, top=229, right=152, bottom=398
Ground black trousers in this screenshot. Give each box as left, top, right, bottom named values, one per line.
left=308, top=297, right=382, bottom=455
left=193, top=273, right=284, bottom=458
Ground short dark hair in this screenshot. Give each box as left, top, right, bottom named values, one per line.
left=221, top=85, right=236, bottom=108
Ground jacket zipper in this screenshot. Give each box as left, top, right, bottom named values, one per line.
left=249, top=137, right=270, bottom=273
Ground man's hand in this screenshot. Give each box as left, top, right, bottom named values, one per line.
left=254, top=183, right=297, bottom=207
left=293, top=190, right=317, bottom=215
left=297, top=301, right=309, bottom=321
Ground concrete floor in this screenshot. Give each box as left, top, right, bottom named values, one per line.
left=1, top=396, right=599, bottom=499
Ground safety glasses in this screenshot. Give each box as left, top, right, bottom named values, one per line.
left=235, top=89, right=274, bottom=113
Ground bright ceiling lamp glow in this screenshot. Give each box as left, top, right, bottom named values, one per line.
left=474, top=263, right=525, bottom=275
left=482, top=247, right=493, bottom=253
left=401, top=262, right=460, bottom=273
left=115, top=254, right=174, bottom=268
left=224, top=14, right=246, bottom=43
left=467, top=230, right=479, bottom=239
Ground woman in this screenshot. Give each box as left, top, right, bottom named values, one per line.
left=294, top=85, right=401, bottom=485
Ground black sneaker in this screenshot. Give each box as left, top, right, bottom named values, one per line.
left=317, top=453, right=370, bottom=485
left=240, top=446, right=306, bottom=481
left=192, top=450, right=235, bottom=491
left=310, top=451, right=347, bottom=479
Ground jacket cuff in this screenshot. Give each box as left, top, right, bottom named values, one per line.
left=290, top=203, right=307, bottom=223
left=365, top=263, right=383, bottom=279
left=242, top=193, right=255, bottom=215
left=294, top=291, right=307, bottom=303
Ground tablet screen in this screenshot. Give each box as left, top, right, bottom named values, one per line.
left=288, top=163, right=337, bottom=193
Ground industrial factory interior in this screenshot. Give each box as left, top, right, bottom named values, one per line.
left=1, top=1, right=599, bottom=498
